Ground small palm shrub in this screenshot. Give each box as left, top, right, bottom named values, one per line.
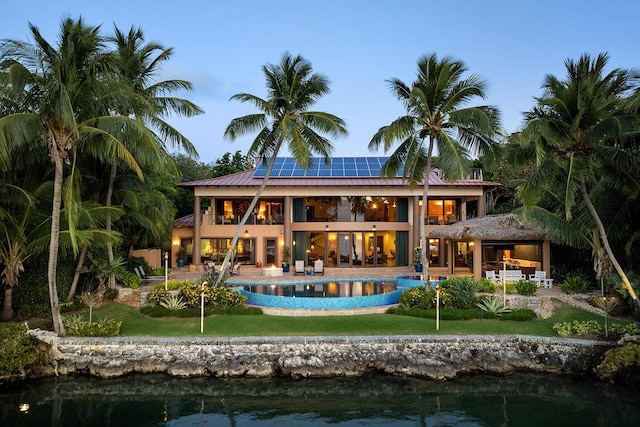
left=476, top=297, right=512, bottom=314
left=475, top=278, right=497, bottom=293
left=399, top=287, right=435, bottom=310
left=443, top=277, right=477, bottom=309
left=561, top=274, right=592, bottom=294
left=159, top=295, right=187, bottom=311
left=515, top=279, right=538, bottom=296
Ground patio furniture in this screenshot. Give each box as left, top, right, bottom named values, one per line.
left=135, top=266, right=164, bottom=282
left=485, top=270, right=497, bottom=281
left=294, top=260, right=305, bottom=276
left=529, top=270, right=554, bottom=288
left=498, top=269, right=525, bottom=284
left=230, top=262, right=241, bottom=276
left=314, top=260, right=324, bottom=276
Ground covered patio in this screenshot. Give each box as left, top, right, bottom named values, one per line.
left=429, top=214, right=552, bottom=281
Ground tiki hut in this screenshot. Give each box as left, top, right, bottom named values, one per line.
left=429, top=214, right=551, bottom=279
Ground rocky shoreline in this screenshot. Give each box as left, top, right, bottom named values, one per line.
left=28, top=330, right=615, bottom=380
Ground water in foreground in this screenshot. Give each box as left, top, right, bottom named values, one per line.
left=1, top=373, right=638, bottom=426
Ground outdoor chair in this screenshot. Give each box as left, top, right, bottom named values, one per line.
left=529, top=270, right=554, bottom=288
left=294, top=260, right=305, bottom=275
left=485, top=270, right=497, bottom=281
left=136, top=266, right=164, bottom=282
left=313, top=259, right=324, bottom=276
left=231, top=262, right=241, bottom=276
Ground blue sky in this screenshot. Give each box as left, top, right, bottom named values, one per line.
left=2, top=0, right=639, bottom=163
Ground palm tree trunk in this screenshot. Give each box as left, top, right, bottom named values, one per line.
left=67, top=245, right=88, bottom=301
left=106, top=163, right=117, bottom=288
left=420, top=136, right=436, bottom=287
left=1, top=285, right=14, bottom=321
left=580, top=180, right=639, bottom=306
left=48, top=144, right=66, bottom=335
left=215, top=150, right=281, bottom=285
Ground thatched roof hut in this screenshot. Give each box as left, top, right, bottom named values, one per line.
left=429, top=214, right=547, bottom=241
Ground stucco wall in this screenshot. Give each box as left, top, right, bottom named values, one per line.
left=29, top=331, right=613, bottom=380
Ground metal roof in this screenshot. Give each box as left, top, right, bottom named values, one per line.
left=180, top=168, right=499, bottom=188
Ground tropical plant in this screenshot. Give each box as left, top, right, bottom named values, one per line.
left=443, top=277, right=478, bottom=309
left=515, top=279, right=538, bottom=296
left=104, top=25, right=201, bottom=287
left=159, top=295, right=187, bottom=311
left=561, top=273, right=592, bottom=294
left=476, top=297, right=512, bottom=314
left=62, top=313, right=88, bottom=331
left=553, top=320, right=602, bottom=337
left=475, top=278, right=497, bottom=293
left=516, top=53, right=640, bottom=308
left=399, top=287, right=436, bottom=310
left=369, top=53, right=501, bottom=284
left=216, top=52, right=348, bottom=284
left=0, top=18, right=164, bottom=334
left=281, top=245, right=291, bottom=264
left=81, top=285, right=105, bottom=323
left=146, top=288, right=172, bottom=306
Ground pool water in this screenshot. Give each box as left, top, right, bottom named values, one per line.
left=233, top=279, right=401, bottom=310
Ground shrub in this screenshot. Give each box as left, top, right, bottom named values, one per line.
left=399, top=287, right=435, bottom=310
left=103, top=287, right=119, bottom=301
left=552, top=320, right=602, bottom=337
left=501, top=309, right=537, bottom=321
left=209, top=286, right=247, bottom=307
left=63, top=313, right=87, bottom=330
left=0, top=323, right=36, bottom=378
left=515, top=279, right=538, bottom=296
left=159, top=295, right=187, bottom=311
left=118, top=271, right=141, bottom=289
left=610, top=323, right=640, bottom=336
left=476, top=297, right=512, bottom=314
left=561, top=274, right=592, bottom=294
left=65, top=317, right=122, bottom=337
left=179, top=282, right=214, bottom=308
left=387, top=306, right=535, bottom=321
left=140, top=305, right=262, bottom=317
left=595, top=343, right=640, bottom=383
left=154, top=281, right=182, bottom=291
left=443, top=277, right=477, bottom=309
left=146, top=288, right=172, bottom=306
left=475, top=278, right=497, bottom=293
left=60, top=297, right=86, bottom=313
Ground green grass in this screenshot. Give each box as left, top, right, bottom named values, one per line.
left=84, top=298, right=631, bottom=338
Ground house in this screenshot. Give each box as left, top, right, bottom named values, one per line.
left=171, top=156, right=548, bottom=279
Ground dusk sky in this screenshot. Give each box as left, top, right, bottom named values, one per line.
left=2, top=0, right=638, bottom=163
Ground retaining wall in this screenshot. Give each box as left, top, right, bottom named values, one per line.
left=29, top=331, right=614, bottom=380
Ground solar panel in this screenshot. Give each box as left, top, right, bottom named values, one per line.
left=253, top=157, right=400, bottom=178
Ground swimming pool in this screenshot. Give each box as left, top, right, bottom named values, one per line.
left=230, top=279, right=402, bottom=310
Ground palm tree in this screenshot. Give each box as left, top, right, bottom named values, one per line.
left=99, top=25, right=202, bottom=288
left=369, top=53, right=501, bottom=283
left=217, top=52, right=347, bottom=284
left=518, top=53, right=640, bottom=307
left=0, top=18, right=161, bottom=334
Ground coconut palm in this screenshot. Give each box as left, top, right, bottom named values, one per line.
left=369, top=53, right=501, bottom=282
left=518, top=53, right=640, bottom=307
left=95, top=25, right=202, bottom=288
left=217, top=52, right=347, bottom=283
left=0, top=18, right=160, bottom=333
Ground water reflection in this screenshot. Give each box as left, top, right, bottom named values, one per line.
left=1, top=373, right=638, bottom=426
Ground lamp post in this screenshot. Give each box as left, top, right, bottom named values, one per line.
left=502, top=254, right=507, bottom=307
left=436, top=282, right=440, bottom=331
left=164, top=251, right=169, bottom=291
left=200, top=281, right=207, bottom=334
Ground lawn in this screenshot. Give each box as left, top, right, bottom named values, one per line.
left=86, top=299, right=626, bottom=338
